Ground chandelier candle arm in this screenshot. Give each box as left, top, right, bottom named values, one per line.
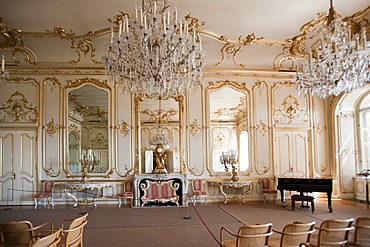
left=103, top=0, right=205, bottom=98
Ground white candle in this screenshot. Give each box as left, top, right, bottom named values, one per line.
left=110, top=27, right=114, bottom=43
left=134, top=4, right=138, bottom=19
left=125, top=16, right=129, bottom=33
left=193, top=30, right=196, bottom=43
left=179, top=21, right=182, bottom=36
left=153, top=2, right=156, bottom=14
left=1, top=55, right=4, bottom=73
left=174, top=7, right=177, bottom=22
left=144, top=15, right=147, bottom=29
left=163, top=15, right=166, bottom=30
left=118, top=20, right=122, bottom=38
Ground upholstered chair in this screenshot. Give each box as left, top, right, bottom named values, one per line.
left=34, top=181, right=55, bottom=209
left=259, top=177, right=277, bottom=203
left=191, top=179, right=207, bottom=206
left=118, top=180, right=134, bottom=207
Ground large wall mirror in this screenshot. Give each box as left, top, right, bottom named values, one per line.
left=65, top=79, right=111, bottom=178
left=137, top=96, right=183, bottom=174
left=206, top=81, right=250, bottom=176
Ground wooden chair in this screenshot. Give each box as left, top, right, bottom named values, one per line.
left=34, top=181, right=55, bottom=209
left=259, top=178, right=277, bottom=203
left=220, top=223, right=273, bottom=247
left=29, top=228, right=61, bottom=247
left=191, top=179, right=207, bottom=206
left=270, top=221, right=315, bottom=247
left=309, top=218, right=354, bottom=246
left=347, top=216, right=370, bottom=246
left=59, top=213, right=88, bottom=247
left=0, top=220, right=54, bottom=246
left=118, top=180, right=134, bottom=207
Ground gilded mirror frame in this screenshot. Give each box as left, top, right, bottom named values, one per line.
left=63, top=78, right=113, bottom=178
left=135, top=95, right=185, bottom=174
left=205, top=80, right=251, bottom=177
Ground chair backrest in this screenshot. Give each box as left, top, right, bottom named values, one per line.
left=0, top=220, right=35, bottom=245
left=316, top=218, right=354, bottom=246
left=192, top=179, right=204, bottom=191
left=124, top=180, right=133, bottom=193
left=29, top=229, right=61, bottom=247
left=60, top=213, right=88, bottom=247
left=0, top=220, right=53, bottom=246
left=278, top=221, right=315, bottom=247
left=43, top=180, right=55, bottom=194
left=237, top=223, right=273, bottom=247
left=353, top=216, right=370, bottom=245
left=259, top=178, right=272, bottom=190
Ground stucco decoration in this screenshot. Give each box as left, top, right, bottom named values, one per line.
left=0, top=91, right=38, bottom=123
left=274, top=95, right=309, bottom=124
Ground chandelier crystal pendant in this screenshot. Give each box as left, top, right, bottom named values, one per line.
left=296, top=0, right=370, bottom=98
left=102, top=0, right=205, bottom=98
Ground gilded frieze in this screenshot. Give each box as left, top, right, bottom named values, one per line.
left=0, top=91, right=38, bottom=123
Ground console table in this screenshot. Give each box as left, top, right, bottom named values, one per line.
left=208, top=179, right=253, bottom=204
left=64, top=183, right=114, bottom=207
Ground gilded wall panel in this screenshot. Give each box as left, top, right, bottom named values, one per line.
left=187, top=87, right=205, bottom=176
left=336, top=112, right=356, bottom=194
left=42, top=78, right=62, bottom=177
left=252, top=80, right=271, bottom=175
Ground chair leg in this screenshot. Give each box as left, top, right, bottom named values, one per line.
left=34, top=198, right=38, bottom=209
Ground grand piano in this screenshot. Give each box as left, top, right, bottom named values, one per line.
left=277, top=177, right=333, bottom=213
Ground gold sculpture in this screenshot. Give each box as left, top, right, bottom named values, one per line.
left=152, top=143, right=168, bottom=174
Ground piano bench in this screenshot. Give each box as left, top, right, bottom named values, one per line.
left=291, top=194, right=315, bottom=213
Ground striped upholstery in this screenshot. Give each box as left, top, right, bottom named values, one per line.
left=192, top=179, right=207, bottom=205
left=34, top=181, right=55, bottom=209
left=140, top=180, right=179, bottom=206
left=118, top=180, right=134, bottom=207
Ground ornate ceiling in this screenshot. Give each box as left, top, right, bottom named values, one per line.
left=0, top=0, right=369, bottom=73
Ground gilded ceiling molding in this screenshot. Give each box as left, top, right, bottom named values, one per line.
left=0, top=91, right=38, bottom=123
left=274, top=95, right=309, bottom=124
left=207, top=79, right=248, bottom=92
left=188, top=118, right=202, bottom=137
left=69, top=94, right=108, bottom=121
left=45, top=118, right=60, bottom=137
left=0, top=17, right=37, bottom=65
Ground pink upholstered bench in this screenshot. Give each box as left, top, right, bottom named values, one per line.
left=140, top=180, right=180, bottom=206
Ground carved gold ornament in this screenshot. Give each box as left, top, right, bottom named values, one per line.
left=69, top=94, right=108, bottom=121
left=91, top=132, right=108, bottom=148
left=189, top=119, right=202, bottom=137
left=0, top=91, right=38, bottom=123
left=315, top=122, right=326, bottom=135
left=274, top=95, right=309, bottom=124
left=256, top=121, right=269, bottom=136
left=45, top=118, right=60, bottom=137
left=68, top=123, right=80, bottom=133
left=141, top=108, right=178, bottom=123
left=118, top=120, right=131, bottom=137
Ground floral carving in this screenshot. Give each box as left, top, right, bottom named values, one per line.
left=45, top=118, right=60, bottom=137
left=189, top=119, right=202, bottom=137
left=118, top=120, right=131, bottom=137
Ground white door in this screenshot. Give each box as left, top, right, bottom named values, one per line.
left=274, top=129, right=310, bottom=178
left=0, top=130, right=37, bottom=205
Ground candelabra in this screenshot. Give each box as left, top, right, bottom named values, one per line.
left=102, top=0, right=205, bottom=98
left=220, top=150, right=239, bottom=182
left=80, top=148, right=100, bottom=183
left=296, top=0, right=370, bottom=98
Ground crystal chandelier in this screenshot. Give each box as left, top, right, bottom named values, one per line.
left=1, top=55, right=9, bottom=86
left=296, top=0, right=370, bottom=98
left=150, top=97, right=170, bottom=149
left=102, top=0, right=205, bottom=98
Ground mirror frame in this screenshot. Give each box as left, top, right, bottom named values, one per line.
left=63, top=78, right=112, bottom=178
left=205, top=80, right=251, bottom=177
left=135, top=95, right=185, bottom=174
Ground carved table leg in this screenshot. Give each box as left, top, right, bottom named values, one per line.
left=219, top=185, right=228, bottom=204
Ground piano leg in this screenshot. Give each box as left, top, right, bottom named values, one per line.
left=327, top=192, right=333, bottom=213
left=280, top=189, right=287, bottom=207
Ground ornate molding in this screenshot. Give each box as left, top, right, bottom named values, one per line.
left=118, top=120, right=131, bottom=137
left=45, top=118, right=60, bottom=137
left=0, top=91, right=38, bottom=123
left=274, top=95, right=309, bottom=124
left=255, top=120, right=269, bottom=136
left=189, top=118, right=202, bottom=137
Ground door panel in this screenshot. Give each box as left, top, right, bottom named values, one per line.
left=0, top=130, right=36, bottom=205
